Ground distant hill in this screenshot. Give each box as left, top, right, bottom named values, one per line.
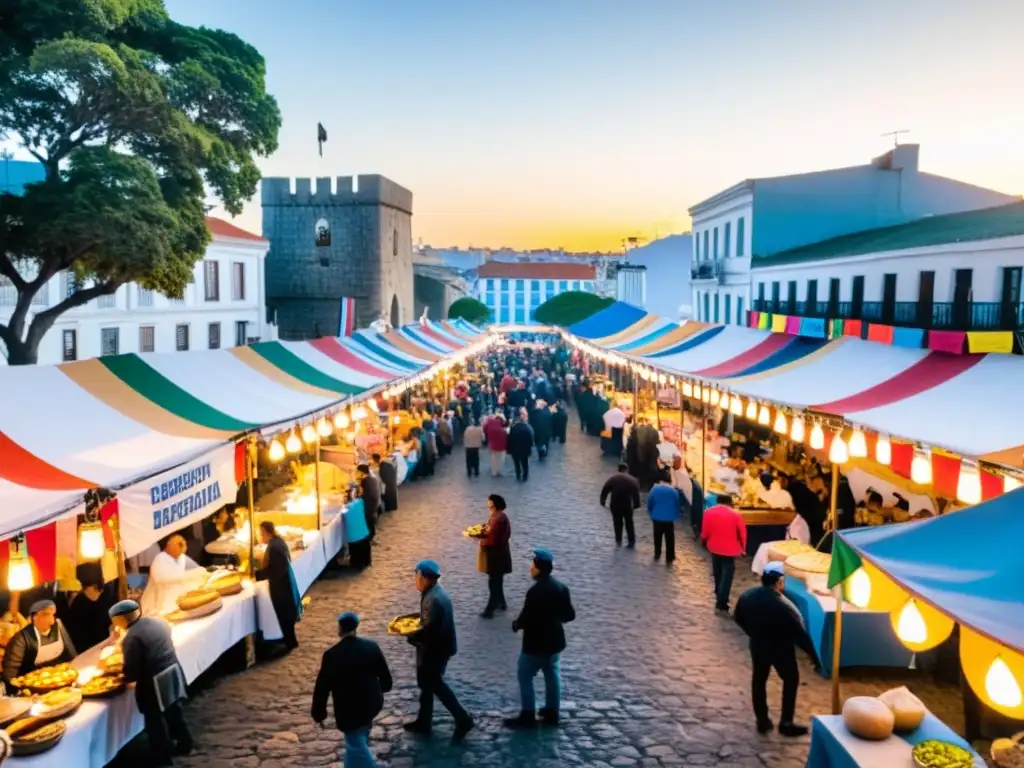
left=625, top=234, right=692, bottom=319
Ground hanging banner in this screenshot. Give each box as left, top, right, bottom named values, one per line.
left=799, top=317, right=826, bottom=338
left=927, top=330, right=965, bottom=354
left=117, top=444, right=238, bottom=559
left=770, top=314, right=787, bottom=333
left=757, top=313, right=770, bottom=330
left=892, top=327, right=925, bottom=349
left=866, top=323, right=895, bottom=344
left=966, top=330, right=1013, bottom=354
left=843, top=319, right=863, bottom=338
left=784, top=316, right=802, bottom=335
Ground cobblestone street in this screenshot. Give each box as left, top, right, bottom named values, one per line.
left=161, top=422, right=965, bottom=768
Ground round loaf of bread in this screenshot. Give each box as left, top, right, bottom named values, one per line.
left=176, top=589, right=220, bottom=611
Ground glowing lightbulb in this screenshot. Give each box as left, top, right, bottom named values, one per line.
left=757, top=405, right=770, bottom=426
left=316, top=418, right=333, bottom=438
left=302, top=424, right=318, bottom=444
left=78, top=523, right=106, bottom=561
left=896, top=600, right=927, bottom=645
left=745, top=400, right=757, bottom=420
left=956, top=460, right=982, bottom=505
left=709, top=389, right=720, bottom=407
left=719, top=393, right=730, bottom=411
left=848, top=429, right=868, bottom=458
left=286, top=432, right=302, bottom=454
left=268, top=439, right=286, bottom=462
left=368, top=399, right=380, bottom=413
left=682, top=382, right=693, bottom=398
left=353, top=405, right=368, bottom=421
left=334, top=411, right=350, bottom=430
left=701, top=388, right=710, bottom=404
left=986, top=656, right=1023, bottom=709
left=790, top=417, right=805, bottom=443
left=694, top=383, right=702, bottom=400
left=7, top=550, right=33, bottom=592
left=658, top=374, right=667, bottom=385
left=1004, top=475, right=1021, bottom=493
left=829, top=434, right=849, bottom=464
left=773, top=411, right=788, bottom=435
left=847, top=567, right=872, bottom=608
left=911, top=449, right=933, bottom=485
left=392, top=414, right=401, bottom=425
left=876, top=434, right=892, bottom=466
left=730, top=397, right=743, bottom=417
left=809, top=423, right=825, bottom=450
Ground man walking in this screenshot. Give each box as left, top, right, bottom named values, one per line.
left=508, top=409, right=535, bottom=482
left=646, top=469, right=681, bottom=564
left=599, top=463, right=641, bottom=547
left=701, top=493, right=748, bottom=612
left=734, top=562, right=820, bottom=737
left=462, top=418, right=483, bottom=477
left=505, top=549, right=576, bottom=729
left=483, top=413, right=508, bottom=477
left=312, top=612, right=393, bottom=767
left=405, top=560, right=474, bottom=744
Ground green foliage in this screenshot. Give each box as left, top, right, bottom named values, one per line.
left=0, top=0, right=281, bottom=363
left=534, top=291, right=614, bottom=327
left=447, top=296, right=490, bottom=324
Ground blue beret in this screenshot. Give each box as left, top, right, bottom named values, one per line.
left=532, top=548, right=554, bottom=564
left=415, top=559, right=441, bottom=578
left=109, top=599, right=139, bottom=618
left=763, top=562, right=785, bottom=576
left=337, top=612, right=359, bottom=631
left=28, top=599, right=55, bottom=615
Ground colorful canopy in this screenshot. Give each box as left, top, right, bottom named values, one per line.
left=569, top=302, right=1024, bottom=469
left=829, top=487, right=1024, bottom=653
left=0, top=320, right=484, bottom=538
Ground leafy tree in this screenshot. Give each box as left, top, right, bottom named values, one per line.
left=534, top=291, right=614, bottom=327
left=0, top=0, right=280, bottom=364
left=447, top=296, right=490, bottom=324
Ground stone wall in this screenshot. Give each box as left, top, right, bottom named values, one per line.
left=262, top=175, right=414, bottom=338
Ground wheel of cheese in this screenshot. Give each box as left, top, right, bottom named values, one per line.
left=767, top=540, right=813, bottom=563
left=208, top=572, right=243, bottom=596
left=878, top=686, right=926, bottom=732
left=783, top=551, right=832, bottom=581
left=842, top=696, right=895, bottom=740
left=166, top=594, right=223, bottom=623
left=176, top=589, right=220, bottom=611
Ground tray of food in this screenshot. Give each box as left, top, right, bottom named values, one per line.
left=0, top=698, right=32, bottom=728
left=783, top=550, right=832, bottom=582
left=6, top=718, right=66, bottom=757
left=9, top=663, right=79, bottom=692
left=387, top=614, right=422, bottom=636
left=31, top=688, right=82, bottom=720
left=98, top=645, right=123, bottom=675
left=463, top=524, right=486, bottom=538
left=993, top=732, right=1024, bottom=768
left=79, top=674, right=127, bottom=699
left=912, top=739, right=975, bottom=768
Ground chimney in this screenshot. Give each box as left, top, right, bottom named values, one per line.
left=872, top=143, right=920, bottom=172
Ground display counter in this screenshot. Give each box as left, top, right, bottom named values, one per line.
left=806, top=713, right=984, bottom=768
left=738, top=507, right=796, bottom=556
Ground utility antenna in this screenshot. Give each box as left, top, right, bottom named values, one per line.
left=881, top=129, right=910, bottom=148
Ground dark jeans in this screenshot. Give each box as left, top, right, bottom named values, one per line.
left=485, top=572, right=506, bottom=613
left=465, top=447, right=480, bottom=477
left=653, top=520, right=675, bottom=561
left=144, top=701, right=193, bottom=764
left=751, top=647, right=799, bottom=725
left=537, top=441, right=548, bottom=460
left=611, top=509, right=635, bottom=546
left=512, top=453, right=529, bottom=480
left=712, top=554, right=736, bottom=610
left=416, top=657, right=470, bottom=726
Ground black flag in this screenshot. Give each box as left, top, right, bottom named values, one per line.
left=317, top=122, right=328, bottom=157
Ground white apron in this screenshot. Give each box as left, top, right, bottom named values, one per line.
left=33, top=625, right=65, bottom=666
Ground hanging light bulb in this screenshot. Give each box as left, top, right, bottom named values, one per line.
left=701, top=388, right=711, bottom=404
left=896, top=600, right=928, bottom=645
left=7, top=538, right=33, bottom=592
left=302, top=424, right=318, bottom=444
left=730, top=396, right=743, bottom=417
left=848, top=429, right=868, bottom=458
left=334, top=411, right=350, bottom=430
left=876, top=433, right=892, bottom=466
left=719, top=393, right=730, bottom=411
left=668, top=375, right=676, bottom=385
left=911, top=448, right=933, bottom=485
left=353, top=404, right=368, bottom=421
left=956, top=460, right=981, bottom=505
left=286, top=431, right=302, bottom=454
left=658, top=374, right=667, bottom=385
left=391, top=414, right=401, bottom=425
left=829, top=432, right=849, bottom=464
left=986, top=656, right=1023, bottom=710
left=709, top=389, right=720, bottom=407
left=846, top=567, right=872, bottom=609
left=682, top=381, right=693, bottom=398
left=745, top=400, right=757, bottom=420
left=78, top=521, right=106, bottom=561
left=268, top=439, right=286, bottom=462
left=773, top=411, right=788, bottom=435
left=809, top=423, right=825, bottom=450
left=368, top=399, right=380, bottom=413
left=694, top=383, right=702, bottom=400
left=1004, top=474, right=1021, bottom=493
left=316, top=417, right=333, bottom=438
left=790, top=417, right=805, bottom=443
left=757, top=405, right=770, bottom=426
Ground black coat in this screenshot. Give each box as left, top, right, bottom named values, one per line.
left=550, top=409, right=568, bottom=440
left=378, top=460, right=399, bottom=511
left=513, top=575, right=575, bottom=656
left=507, top=422, right=534, bottom=458
left=789, top=481, right=826, bottom=545
left=122, top=616, right=184, bottom=714
left=531, top=408, right=552, bottom=445
left=312, top=636, right=393, bottom=732
left=66, top=592, right=115, bottom=653
left=409, top=583, right=457, bottom=663
left=2, top=620, right=77, bottom=682
left=734, top=586, right=819, bottom=664
left=600, top=472, right=641, bottom=514
left=255, top=535, right=298, bottom=628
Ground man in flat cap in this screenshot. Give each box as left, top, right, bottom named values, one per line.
left=734, top=562, right=820, bottom=738
left=505, top=548, right=575, bottom=729
left=312, top=612, right=392, bottom=767
left=108, top=600, right=193, bottom=766
left=405, top=560, right=474, bottom=744
left=2, top=599, right=77, bottom=682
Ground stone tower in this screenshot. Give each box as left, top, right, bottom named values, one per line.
left=262, top=175, right=414, bottom=339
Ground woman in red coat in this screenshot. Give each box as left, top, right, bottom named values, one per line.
left=478, top=494, right=512, bottom=618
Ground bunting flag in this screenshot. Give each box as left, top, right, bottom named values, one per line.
left=966, top=330, right=1013, bottom=354
left=338, top=297, right=356, bottom=337
left=927, top=330, right=966, bottom=354
left=892, top=327, right=925, bottom=349
left=842, top=319, right=863, bottom=338
left=830, top=319, right=844, bottom=338
left=784, top=316, right=802, bottom=335
left=757, top=313, right=770, bottom=330
left=770, top=314, right=787, bottom=333
left=798, top=317, right=826, bottom=338
left=866, top=323, right=895, bottom=345
left=748, top=311, right=760, bottom=329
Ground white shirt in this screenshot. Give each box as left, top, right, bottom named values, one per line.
left=758, top=482, right=794, bottom=510
left=658, top=441, right=681, bottom=465
left=786, top=514, right=811, bottom=545
left=603, top=407, right=626, bottom=430
left=140, top=550, right=205, bottom=617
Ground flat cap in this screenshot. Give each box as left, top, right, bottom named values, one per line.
left=108, top=599, right=140, bottom=619
left=414, top=559, right=441, bottom=578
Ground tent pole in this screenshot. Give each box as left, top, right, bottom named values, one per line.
left=314, top=434, right=322, bottom=532
left=654, top=380, right=661, bottom=431
left=111, top=515, right=129, bottom=602
left=701, top=402, right=708, bottom=494
left=246, top=440, right=256, bottom=578
left=632, top=375, right=638, bottom=419
left=829, top=461, right=843, bottom=714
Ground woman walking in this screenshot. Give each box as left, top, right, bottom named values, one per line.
left=477, top=494, right=512, bottom=618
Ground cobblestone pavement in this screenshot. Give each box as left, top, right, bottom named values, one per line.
left=153, top=421, right=964, bottom=767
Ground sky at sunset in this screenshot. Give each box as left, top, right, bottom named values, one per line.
left=38, top=2, right=1024, bottom=250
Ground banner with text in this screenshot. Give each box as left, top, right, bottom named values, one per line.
left=118, top=444, right=238, bottom=558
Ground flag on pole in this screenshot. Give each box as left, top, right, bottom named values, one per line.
left=338, top=296, right=355, bottom=337
left=317, top=122, right=328, bottom=157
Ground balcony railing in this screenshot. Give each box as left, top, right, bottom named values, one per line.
left=749, top=299, right=1024, bottom=332
left=690, top=261, right=721, bottom=281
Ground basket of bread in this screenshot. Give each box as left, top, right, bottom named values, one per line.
left=387, top=614, right=422, bottom=636
left=4, top=718, right=66, bottom=756
left=9, top=663, right=79, bottom=693
left=783, top=550, right=832, bottom=582
left=166, top=589, right=223, bottom=623
left=766, top=540, right=813, bottom=564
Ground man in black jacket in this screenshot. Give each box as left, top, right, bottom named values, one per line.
left=373, top=453, right=399, bottom=512
left=312, top=612, right=392, bottom=767
left=505, top=548, right=576, bottom=729
left=734, top=562, right=821, bottom=737
left=507, top=410, right=535, bottom=481
left=255, top=521, right=301, bottom=653
left=599, top=463, right=642, bottom=547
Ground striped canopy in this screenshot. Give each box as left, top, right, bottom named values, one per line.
left=569, top=302, right=1024, bottom=470
left=0, top=319, right=484, bottom=538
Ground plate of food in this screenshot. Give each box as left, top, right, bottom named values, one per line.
left=0, top=698, right=32, bottom=728
left=10, top=663, right=79, bottom=692
left=79, top=674, right=127, bottom=699
left=387, top=614, right=422, bottom=636
left=463, top=523, right=486, bottom=538
left=993, top=732, right=1024, bottom=768
left=30, top=688, right=82, bottom=720
left=98, top=645, right=123, bottom=674
left=912, top=739, right=975, bottom=768
left=6, top=718, right=66, bottom=756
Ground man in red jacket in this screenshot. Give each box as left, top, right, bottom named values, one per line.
left=701, top=493, right=747, bottom=613
left=483, top=413, right=509, bottom=477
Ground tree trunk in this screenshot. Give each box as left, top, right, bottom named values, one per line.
left=2, top=337, right=38, bottom=365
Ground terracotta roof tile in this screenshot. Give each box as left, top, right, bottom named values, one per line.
left=477, top=262, right=595, bottom=279
left=206, top=216, right=267, bottom=243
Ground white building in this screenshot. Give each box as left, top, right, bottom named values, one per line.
left=475, top=262, right=596, bottom=324
left=618, top=234, right=693, bottom=319
left=688, top=144, right=1017, bottom=326
left=0, top=217, right=272, bottom=365
left=750, top=202, right=1024, bottom=332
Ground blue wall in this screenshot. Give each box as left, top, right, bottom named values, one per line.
left=1, top=159, right=45, bottom=195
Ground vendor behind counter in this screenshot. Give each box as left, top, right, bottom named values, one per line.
left=2, top=599, right=77, bottom=682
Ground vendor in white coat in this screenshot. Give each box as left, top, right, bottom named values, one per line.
left=140, top=533, right=208, bottom=617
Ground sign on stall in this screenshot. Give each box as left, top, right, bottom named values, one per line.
left=118, top=444, right=238, bottom=558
